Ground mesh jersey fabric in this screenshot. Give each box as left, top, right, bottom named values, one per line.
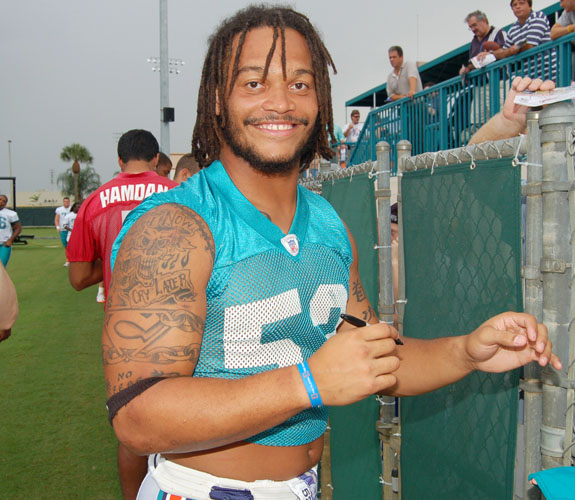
left=112, top=161, right=353, bottom=446
left=0, top=208, right=19, bottom=243
left=67, top=171, right=177, bottom=296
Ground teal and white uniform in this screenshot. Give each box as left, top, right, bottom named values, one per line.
left=0, top=208, right=19, bottom=267
left=112, top=160, right=352, bottom=446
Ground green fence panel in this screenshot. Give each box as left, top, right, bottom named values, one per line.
left=400, top=159, right=522, bottom=500
left=322, top=173, right=382, bottom=499
left=17, top=207, right=57, bottom=227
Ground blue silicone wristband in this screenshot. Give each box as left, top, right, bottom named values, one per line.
left=297, top=360, right=323, bottom=407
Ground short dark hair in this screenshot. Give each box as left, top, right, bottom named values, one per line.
left=157, top=152, right=172, bottom=167
left=351, top=109, right=360, bottom=117
left=388, top=45, right=403, bottom=57
left=191, top=4, right=337, bottom=171
left=0, top=194, right=7, bottom=202
left=117, top=129, right=159, bottom=163
left=63, top=196, right=70, bottom=201
left=510, top=0, right=532, bottom=7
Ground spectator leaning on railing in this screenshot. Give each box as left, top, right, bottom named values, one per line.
left=386, top=45, right=423, bottom=101
left=460, top=10, right=507, bottom=74
left=487, top=0, right=550, bottom=61
left=550, top=0, right=575, bottom=40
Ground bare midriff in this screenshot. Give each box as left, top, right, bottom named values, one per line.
left=165, top=435, right=324, bottom=481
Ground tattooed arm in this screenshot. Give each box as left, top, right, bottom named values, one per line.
left=104, top=203, right=317, bottom=455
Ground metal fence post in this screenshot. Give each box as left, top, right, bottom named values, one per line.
left=395, top=140, right=412, bottom=336
left=520, top=109, right=544, bottom=500
left=564, top=107, right=575, bottom=468
left=538, top=102, right=575, bottom=470
left=319, top=159, right=331, bottom=176
left=375, top=141, right=394, bottom=328
left=374, top=142, right=397, bottom=500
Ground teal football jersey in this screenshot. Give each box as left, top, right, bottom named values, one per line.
left=112, top=161, right=353, bottom=446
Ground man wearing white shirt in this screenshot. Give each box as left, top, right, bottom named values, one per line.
left=343, top=110, right=363, bottom=143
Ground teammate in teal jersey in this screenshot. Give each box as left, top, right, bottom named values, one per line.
left=102, top=6, right=560, bottom=499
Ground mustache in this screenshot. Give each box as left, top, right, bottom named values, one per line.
left=243, top=115, right=310, bottom=126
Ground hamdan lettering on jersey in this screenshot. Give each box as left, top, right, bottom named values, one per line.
left=99, top=183, right=171, bottom=209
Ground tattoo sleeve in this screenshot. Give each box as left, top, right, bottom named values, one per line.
left=102, top=204, right=214, bottom=396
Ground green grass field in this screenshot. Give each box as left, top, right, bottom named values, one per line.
left=1, top=228, right=122, bottom=499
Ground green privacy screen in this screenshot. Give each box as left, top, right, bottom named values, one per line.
left=400, top=159, right=522, bottom=500
left=322, top=173, right=382, bottom=500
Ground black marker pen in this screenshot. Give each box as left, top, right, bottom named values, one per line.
left=340, top=313, right=404, bottom=345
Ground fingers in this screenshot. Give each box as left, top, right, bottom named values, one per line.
left=539, top=79, right=556, bottom=91
left=489, top=311, right=539, bottom=341
left=511, top=76, right=556, bottom=93
left=358, top=322, right=400, bottom=342
left=485, top=315, right=563, bottom=371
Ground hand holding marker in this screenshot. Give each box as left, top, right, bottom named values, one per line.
left=340, top=313, right=403, bottom=345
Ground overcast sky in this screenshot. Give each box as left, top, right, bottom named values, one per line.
left=0, top=0, right=556, bottom=193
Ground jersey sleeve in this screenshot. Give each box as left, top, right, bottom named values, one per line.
left=8, top=212, right=19, bottom=224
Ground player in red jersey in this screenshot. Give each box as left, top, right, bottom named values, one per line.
left=66, top=129, right=177, bottom=499
left=67, top=129, right=177, bottom=299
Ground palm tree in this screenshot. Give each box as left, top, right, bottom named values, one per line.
left=60, top=144, right=94, bottom=202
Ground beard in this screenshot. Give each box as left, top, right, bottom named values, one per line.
left=220, top=111, right=317, bottom=176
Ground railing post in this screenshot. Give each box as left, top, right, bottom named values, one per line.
left=538, top=102, right=575, bottom=471
left=521, top=109, right=544, bottom=500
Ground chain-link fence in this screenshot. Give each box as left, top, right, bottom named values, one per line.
left=303, top=102, right=575, bottom=500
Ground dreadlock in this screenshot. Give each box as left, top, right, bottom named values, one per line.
left=191, top=4, right=337, bottom=171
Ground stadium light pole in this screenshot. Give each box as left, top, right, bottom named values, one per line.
left=147, top=0, right=184, bottom=155
left=159, top=0, right=169, bottom=154
left=7, top=139, right=13, bottom=177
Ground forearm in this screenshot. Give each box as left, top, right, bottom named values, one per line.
left=384, top=335, right=472, bottom=397
left=468, top=111, right=525, bottom=145
left=494, top=45, right=518, bottom=60
left=551, top=24, right=573, bottom=40
left=68, top=260, right=103, bottom=290
left=8, top=224, right=22, bottom=244
left=113, top=366, right=309, bottom=455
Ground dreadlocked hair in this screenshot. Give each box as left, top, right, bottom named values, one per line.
left=191, top=4, right=337, bottom=172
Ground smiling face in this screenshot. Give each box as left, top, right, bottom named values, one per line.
left=0, top=196, right=7, bottom=210
left=218, top=27, right=319, bottom=175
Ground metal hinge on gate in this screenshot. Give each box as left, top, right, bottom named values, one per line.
left=567, top=128, right=575, bottom=156
left=540, top=257, right=572, bottom=274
